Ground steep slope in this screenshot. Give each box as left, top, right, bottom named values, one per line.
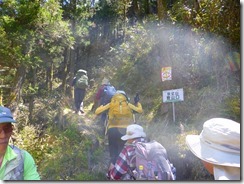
left=63, top=106, right=111, bottom=179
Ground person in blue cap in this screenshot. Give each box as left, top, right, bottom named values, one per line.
left=0, top=106, right=40, bottom=180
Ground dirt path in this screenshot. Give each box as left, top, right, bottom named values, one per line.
left=63, top=107, right=110, bottom=177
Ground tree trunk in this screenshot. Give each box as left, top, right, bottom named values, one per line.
left=133, top=0, right=139, bottom=17
left=194, top=0, right=200, bottom=12
left=62, top=47, right=69, bottom=95
left=28, top=67, right=37, bottom=123
left=45, top=60, right=53, bottom=94
left=157, top=0, right=165, bottom=21
left=45, top=63, right=50, bottom=92
left=7, top=65, right=26, bottom=108
left=144, top=0, right=149, bottom=15
left=7, top=64, right=26, bottom=119
left=49, top=61, right=53, bottom=92
left=123, top=1, right=126, bottom=39
left=69, top=47, right=75, bottom=100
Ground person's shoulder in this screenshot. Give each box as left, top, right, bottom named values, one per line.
left=133, top=138, right=148, bottom=144
left=124, top=142, right=136, bottom=150
left=124, top=143, right=136, bottom=156
left=11, top=146, right=31, bottom=156
left=21, top=149, right=37, bottom=163
left=8, top=145, right=22, bottom=153
left=11, top=146, right=35, bottom=160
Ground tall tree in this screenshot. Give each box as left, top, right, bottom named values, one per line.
left=0, top=0, right=73, bottom=120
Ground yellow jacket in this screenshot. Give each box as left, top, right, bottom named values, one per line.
left=95, top=102, right=143, bottom=129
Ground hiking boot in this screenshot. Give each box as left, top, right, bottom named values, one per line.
left=104, top=138, right=109, bottom=146
left=80, top=109, right=84, bottom=113
left=106, top=173, right=111, bottom=180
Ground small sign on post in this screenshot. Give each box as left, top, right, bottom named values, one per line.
left=162, top=88, right=184, bottom=122
left=161, top=67, right=172, bottom=81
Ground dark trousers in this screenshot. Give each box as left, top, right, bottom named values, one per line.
left=74, top=88, right=86, bottom=111
left=107, top=127, right=126, bottom=164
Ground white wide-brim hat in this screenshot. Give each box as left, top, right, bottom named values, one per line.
left=186, top=118, right=240, bottom=167
left=121, top=124, right=146, bottom=141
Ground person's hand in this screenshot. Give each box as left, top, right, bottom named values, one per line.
left=108, top=163, right=115, bottom=170
left=106, top=163, right=114, bottom=180
left=106, top=173, right=111, bottom=180
left=134, top=93, right=140, bottom=105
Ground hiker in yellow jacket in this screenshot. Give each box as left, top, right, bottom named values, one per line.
left=95, top=90, right=143, bottom=164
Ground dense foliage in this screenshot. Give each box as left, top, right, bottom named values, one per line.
left=0, top=0, right=240, bottom=181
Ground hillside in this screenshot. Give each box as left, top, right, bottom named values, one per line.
left=7, top=24, right=240, bottom=179
left=10, top=58, right=240, bottom=180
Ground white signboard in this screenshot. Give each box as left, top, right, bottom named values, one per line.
left=163, top=88, right=184, bottom=103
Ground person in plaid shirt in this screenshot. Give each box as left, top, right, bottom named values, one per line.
left=107, top=124, right=147, bottom=180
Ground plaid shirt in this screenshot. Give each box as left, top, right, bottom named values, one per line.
left=108, top=137, right=146, bottom=180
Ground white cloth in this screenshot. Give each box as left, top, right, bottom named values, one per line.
left=214, top=165, right=240, bottom=180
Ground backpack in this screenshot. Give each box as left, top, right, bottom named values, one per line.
left=75, top=74, right=88, bottom=89
left=109, top=92, right=132, bottom=120
left=101, top=85, right=116, bottom=105
left=4, top=145, right=24, bottom=180
left=129, top=140, right=176, bottom=180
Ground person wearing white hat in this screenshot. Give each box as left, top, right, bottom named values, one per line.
left=0, top=106, right=40, bottom=180
left=120, top=124, right=146, bottom=141
left=107, top=124, right=147, bottom=180
left=186, top=118, right=240, bottom=180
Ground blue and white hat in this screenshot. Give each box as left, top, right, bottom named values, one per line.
left=0, top=106, right=16, bottom=124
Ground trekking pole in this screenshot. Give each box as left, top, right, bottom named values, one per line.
left=133, top=114, right=136, bottom=123
left=133, top=93, right=140, bottom=124
left=104, top=114, right=109, bottom=135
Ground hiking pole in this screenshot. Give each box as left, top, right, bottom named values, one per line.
left=133, top=93, right=140, bottom=124
left=104, top=114, right=109, bottom=135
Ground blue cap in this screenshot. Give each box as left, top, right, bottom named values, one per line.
left=0, top=106, right=16, bottom=123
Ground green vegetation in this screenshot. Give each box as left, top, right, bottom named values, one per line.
left=0, top=0, right=240, bottom=181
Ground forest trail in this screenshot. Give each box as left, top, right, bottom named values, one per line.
left=62, top=105, right=111, bottom=177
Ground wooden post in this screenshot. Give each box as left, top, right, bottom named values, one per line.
left=172, top=102, right=175, bottom=123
